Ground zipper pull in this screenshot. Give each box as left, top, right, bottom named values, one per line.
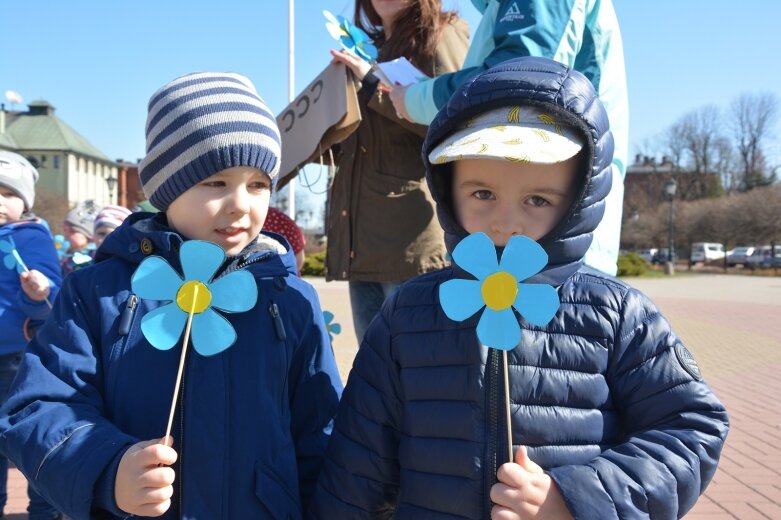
left=118, top=294, right=138, bottom=336
left=268, top=300, right=287, bottom=341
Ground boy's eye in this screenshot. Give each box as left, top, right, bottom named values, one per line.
left=528, top=195, right=550, bottom=207
left=473, top=190, right=495, bottom=200
left=248, top=181, right=271, bottom=190
left=202, top=180, right=225, bottom=188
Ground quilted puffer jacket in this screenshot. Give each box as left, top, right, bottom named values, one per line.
left=310, top=57, right=728, bottom=519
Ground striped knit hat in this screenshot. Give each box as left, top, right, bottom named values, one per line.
left=138, top=72, right=281, bottom=211
left=94, top=204, right=133, bottom=232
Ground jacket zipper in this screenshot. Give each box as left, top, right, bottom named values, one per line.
left=268, top=300, right=287, bottom=341
left=485, top=347, right=499, bottom=518
left=118, top=294, right=138, bottom=336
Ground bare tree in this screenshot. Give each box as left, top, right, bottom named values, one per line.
left=729, top=92, right=779, bottom=190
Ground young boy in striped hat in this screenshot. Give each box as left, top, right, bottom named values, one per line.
left=0, top=72, right=343, bottom=520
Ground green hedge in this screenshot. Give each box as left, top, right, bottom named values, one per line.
left=617, top=252, right=648, bottom=277
left=301, top=250, right=326, bottom=276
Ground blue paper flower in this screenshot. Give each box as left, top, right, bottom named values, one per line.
left=323, top=310, right=342, bottom=342
left=439, top=232, right=560, bottom=350
left=131, top=240, right=258, bottom=356
left=0, top=237, right=27, bottom=273
left=324, top=10, right=378, bottom=63
left=53, top=234, right=70, bottom=259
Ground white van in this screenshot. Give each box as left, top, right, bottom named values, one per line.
left=690, top=242, right=725, bottom=263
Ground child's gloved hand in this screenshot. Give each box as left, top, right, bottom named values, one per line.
left=490, top=446, right=573, bottom=520
left=115, top=437, right=177, bottom=517
left=19, top=269, right=51, bottom=302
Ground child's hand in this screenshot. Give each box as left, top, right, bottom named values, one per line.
left=115, top=437, right=177, bottom=517
left=388, top=84, right=412, bottom=121
left=330, top=48, right=372, bottom=81
left=490, top=446, right=573, bottom=520
left=19, top=270, right=51, bottom=302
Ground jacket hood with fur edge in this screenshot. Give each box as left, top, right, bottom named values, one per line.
left=422, top=56, right=614, bottom=287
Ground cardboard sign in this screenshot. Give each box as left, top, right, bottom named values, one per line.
left=276, top=63, right=361, bottom=188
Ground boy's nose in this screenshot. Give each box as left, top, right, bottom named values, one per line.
left=493, top=207, right=523, bottom=241
left=227, top=187, right=251, bottom=214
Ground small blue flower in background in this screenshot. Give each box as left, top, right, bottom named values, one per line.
left=439, top=232, right=560, bottom=351
left=0, top=237, right=28, bottom=273
left=131, top=240, right=258, bottom=356
left=323, top=310, right=342, bottom=342
left=53, top=234, right=70, bottom=259
left=324, top=10, right=378, bottom=63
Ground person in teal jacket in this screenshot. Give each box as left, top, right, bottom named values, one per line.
left=390, top=0, right=628, bottom=277
left=0, top=73, right=342, bottom=520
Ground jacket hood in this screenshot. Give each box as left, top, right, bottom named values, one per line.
left=470, top=0, right=490, bottom=13
left=422, top=57, right=614, bottom=286
left=95, top=212, right=297, bottom=278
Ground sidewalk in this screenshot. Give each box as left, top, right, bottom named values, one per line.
left=5, top=274, right=780, bottom=518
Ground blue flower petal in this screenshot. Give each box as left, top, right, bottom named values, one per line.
left=141, top=303, right=187, bottom=350
left=191, top=308, right=236, bottom=356
left=0, top=240, right=13, bottom=253
left=439, top=278, right=485, bottom=321
left=452, top=232, right=499, bottom=281
left=499, top=235, right=549, bottom=282
left=330, top=323, right=342, bottom=335
left=131, top=256, right=183, bottom=301
left=512, top=283, right=560, bottom=327
left=323, top=310, right=334, bottom=324
left=209, top=270, right=258, bottom=312
left=3, top=254, right=15, bottom=271
left=180, top=241, right=224, bottom=283
left=476, top=308, right=521, bottom=351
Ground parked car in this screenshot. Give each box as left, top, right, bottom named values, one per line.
left=690, top=242, right=725, bottom=264
left=652, top=247, right=674, bottom=264
left=746, top=245, right=781, bottom=268
left=726, top=246, right=756, bottom=267
left=637, top=248, right=658, bottom=263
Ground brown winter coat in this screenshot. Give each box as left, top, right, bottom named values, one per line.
left=325, top=19, right=469, bottom=282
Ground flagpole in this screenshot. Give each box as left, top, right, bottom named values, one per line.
left=286, top=0, right=296, bottom=220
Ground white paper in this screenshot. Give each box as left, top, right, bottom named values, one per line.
left=373, top=57, right=429, bottom=86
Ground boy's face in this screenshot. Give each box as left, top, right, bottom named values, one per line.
left=452, top=156, right=579, bottom=246
left=0, top=186, right=25, bottom=224
left=92, top=225, right=116, bottom=248
left=62, top=222, right=90, bottom=251
left=166, top=166, right=272, bottom=255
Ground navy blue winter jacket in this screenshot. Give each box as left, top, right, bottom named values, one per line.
left=0, top=217, right=61, bottom=355
left=311, top=57, right=728, bottom=519
left=0, top=213, right=343, bottom=519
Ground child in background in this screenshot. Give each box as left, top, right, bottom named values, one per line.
left=263, top=206, right=306, bottom=272
left=60, top=200, right=97, bottom=276
left=92, top=204, right=132, bottom=248
left=311, top=57, right=728, bottom=519
left=0, top=151, right=62, bottom=520
left=0, top=72, right=342, bottom=520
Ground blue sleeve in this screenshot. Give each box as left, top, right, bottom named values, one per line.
left=0, top=273, right=138, bottom=520
left=548, top=289, right=729, bottom=519
left=13, top=223, right=62, bottom=320
left=310, top=293, right=402, bottom=519
left=406, top=0, right=580, bottom=123
left=286, top=281, right=344, bottom=512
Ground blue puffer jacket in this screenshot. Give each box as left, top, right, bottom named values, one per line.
left=0, top=213, right=343, bottom=520
left=0, top=217, right=62, bottom=355
left=311, top=58, right=728, bottom=519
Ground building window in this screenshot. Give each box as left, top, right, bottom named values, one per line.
left=26, top=156, right=39, bottom=168
left=53, top=156, right=60, bottom=169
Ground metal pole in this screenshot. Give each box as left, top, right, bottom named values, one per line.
left=668, top=196, right=675, bottom=263
left=286, top=0, right=296, bottom=219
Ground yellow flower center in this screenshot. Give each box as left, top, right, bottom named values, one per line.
left=176, top=281, right=212, bottom=314
left=481, top=271, right=518, bottom=311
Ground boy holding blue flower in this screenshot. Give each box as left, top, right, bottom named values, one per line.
left=311, top=57, right=728, bottom=519
left=0, top=72, right=342, bottom=520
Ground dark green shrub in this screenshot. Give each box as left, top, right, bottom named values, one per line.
left=301, top=250, right=326, bottom=276
left=617, top=252, right=648, bottom=277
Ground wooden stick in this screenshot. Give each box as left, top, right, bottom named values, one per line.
left=164, top=286, right=198, bottom=444
left=503, top=350, right=513, bottom=463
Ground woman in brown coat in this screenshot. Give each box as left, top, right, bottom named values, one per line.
left=327, top=0, right=469, bottom=343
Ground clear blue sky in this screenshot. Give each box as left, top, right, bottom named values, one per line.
left=2, top=0, right=780, bottom=215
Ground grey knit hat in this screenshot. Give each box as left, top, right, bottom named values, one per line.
left=138, top=72, right=282, bottom=211
left=64, top=200, right=99, bottom=237
left=0, top=151, right=38, bottom=210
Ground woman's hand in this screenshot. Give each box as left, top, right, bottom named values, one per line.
left=330, top=49, right=373, bottom=81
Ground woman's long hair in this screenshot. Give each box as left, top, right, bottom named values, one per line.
left=355, top=0, right=458, bottom=76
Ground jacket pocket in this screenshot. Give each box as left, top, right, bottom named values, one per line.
left=254, top=461, right=302, bottom=520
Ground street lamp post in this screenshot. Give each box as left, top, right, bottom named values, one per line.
left=106, top=175, right=118, bottom=204
left=664, top=178, right=677, bottom=274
